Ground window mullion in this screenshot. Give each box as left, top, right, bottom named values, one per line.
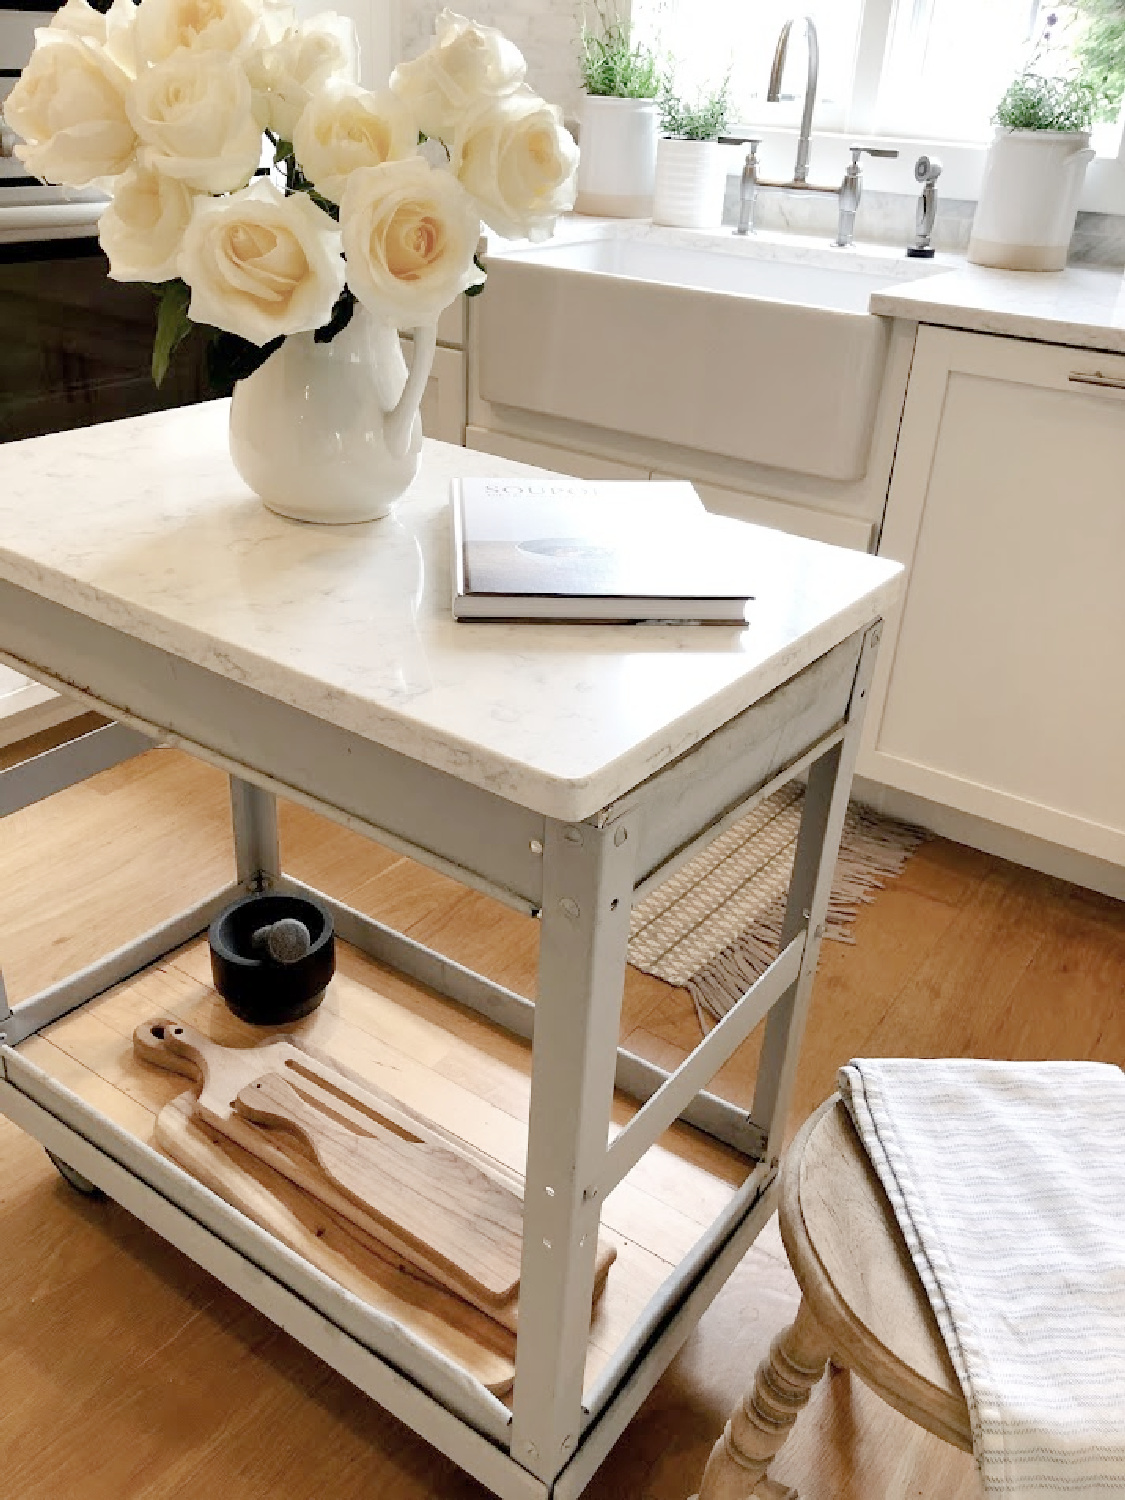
left=846, top=0, right=897, bottom=137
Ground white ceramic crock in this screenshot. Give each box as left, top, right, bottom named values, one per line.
left=652, top=136, right=730, bottom=228
left=968, top=128, right=1095, bottom=272
left=228, top=305, right=437, bottom=524
left=574, top=95, right=659, bottom=218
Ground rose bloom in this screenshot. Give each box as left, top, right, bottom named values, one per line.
left=5, top=30, right=136, bottom=187
left=293, top=83, right=415, bottom=203
left=340, top=157, right=484, bottom=329
left=249, top=13, right=357, bottom=141
left=390, top=9, right=526, bottom=142
left=179, top=179, right=345, bottom=344
left=48, top=0, right=137, bottom=73
left=132, top=0, right=265, bottom=68
left=452, top=90, right=577, bottom=241
left=99, top=164, right=196, bottom=282
left=127, top=47, right=265, bottom=194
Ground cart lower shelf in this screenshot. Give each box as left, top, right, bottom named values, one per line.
left=12, top=933, right=756, bottom=1413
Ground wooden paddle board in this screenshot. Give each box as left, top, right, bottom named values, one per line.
left=154, top=1092, right=516, bottom=1394
left=135, top=1018, right=616, bottom=1328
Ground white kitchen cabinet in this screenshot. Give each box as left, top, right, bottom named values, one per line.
left=465, top=425, right=650, bottom=479
left=0, top=663, right=83, bottom=749
left=652, top=474, right=874, bottom=551
left=401, top=340, right=466, bottom=447
left=860, top=324, right=1125, bottom=868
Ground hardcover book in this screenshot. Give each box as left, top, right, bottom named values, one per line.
left=450, top=477, right=757, bottom=624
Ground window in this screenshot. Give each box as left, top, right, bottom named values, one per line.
left=634, top=0, right=1125, bottom=148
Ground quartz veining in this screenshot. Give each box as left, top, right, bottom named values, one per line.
left=0, top=403, right=901, bottom=819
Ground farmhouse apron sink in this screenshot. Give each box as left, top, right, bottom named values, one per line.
left=478, top=228, right=943, bottom=482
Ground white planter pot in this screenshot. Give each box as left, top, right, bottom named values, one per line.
left=652, top=136, right=729, bottom=228
left=228, top=305, right=437, bottom=524
left=968, top=128, right=1094, bottom=272
left=574, top=95, right=659, bottom=218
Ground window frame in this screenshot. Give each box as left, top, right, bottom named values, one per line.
left=692, top=0, right=1125, bottom=214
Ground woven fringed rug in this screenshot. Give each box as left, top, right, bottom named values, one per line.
left=628, top=784, right=928, bottom=1032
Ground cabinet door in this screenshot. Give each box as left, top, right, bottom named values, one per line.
left=403, top=341, right=466, bottom=446
left=861, top=326, right=1125, bottom=865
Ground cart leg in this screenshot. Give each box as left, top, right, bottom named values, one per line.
left=230, top=777, right=280, bottom=890
left=511, top=812, right=638, bottom=1482
left=751, top=624, right=882, bottom=1160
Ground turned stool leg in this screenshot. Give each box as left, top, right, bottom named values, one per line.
left=694, top=1298, right=832, bottom=1500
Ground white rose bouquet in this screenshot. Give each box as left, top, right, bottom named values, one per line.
left=3, top=1, right=578, bottom=392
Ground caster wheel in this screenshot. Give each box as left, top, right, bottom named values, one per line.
left=46, top=1151, right=104, bottom=1198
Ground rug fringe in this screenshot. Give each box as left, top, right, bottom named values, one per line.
left=680, top=803, right=928, bottom=1026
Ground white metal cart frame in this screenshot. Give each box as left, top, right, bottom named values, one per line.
left=0, top=422, right=896, bottom=1500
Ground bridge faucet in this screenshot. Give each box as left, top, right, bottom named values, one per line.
left=836, top=144, right=900, bottom=246
left=768, top=16, right=819, bottom=184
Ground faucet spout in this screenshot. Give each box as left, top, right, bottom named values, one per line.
left=767, top=16, right=819, bottom=184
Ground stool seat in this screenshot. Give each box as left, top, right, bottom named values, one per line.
left=782, top=1096, right=971, bottom=1452
left=695, top=1097, right=971, bottom=1500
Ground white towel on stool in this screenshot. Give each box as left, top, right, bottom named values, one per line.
left=837, top=1058, right=1125, bottom=1499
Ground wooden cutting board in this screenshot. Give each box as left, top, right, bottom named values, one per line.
left=154, top=1092, right=517, bottom=1394
left=134, top=1018, right=615, bottom=1329
left=232, top=1067, right=524, bottom=1301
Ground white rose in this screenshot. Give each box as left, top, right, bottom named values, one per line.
left=48, top=0, right=136, bottom=74
left=179, top=179, right=345, bottom=345
left=340, top=157, right=484, bottom=329
left=390, top=9, right=526, bottom=142
left=4, top=31, right=136, bottom=187
left=99, top=164, right=196, bottom=282
left=127, top=48, right=264, bottom=194
left=132, top=0, right=264, bottom=67
left=293, top=83, right=416, bottom=203
left=452, top=90, right=577, bottom=241
left=249, top=13, right=358, bottom=141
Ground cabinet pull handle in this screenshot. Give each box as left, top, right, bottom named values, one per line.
left=1068, top=370, right=1125, bottom=390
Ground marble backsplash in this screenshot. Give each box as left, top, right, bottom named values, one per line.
left=720, top=180, right=1125, bottom=267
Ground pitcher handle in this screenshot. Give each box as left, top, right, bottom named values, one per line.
left=384, top=322, right=437, bottom=461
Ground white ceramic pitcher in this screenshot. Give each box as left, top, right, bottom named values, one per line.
left=229, top=305, right=437, bottom=524
left=968, top=128, right=1095, bottom=272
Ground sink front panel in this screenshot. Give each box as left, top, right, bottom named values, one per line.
left=478, top=254, right=892, bottom=481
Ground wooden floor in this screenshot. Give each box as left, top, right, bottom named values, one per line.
left=2, top=741, right=1123, bottom=1500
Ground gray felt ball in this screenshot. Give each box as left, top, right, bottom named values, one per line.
left=264, top=918, right=312, bottom=965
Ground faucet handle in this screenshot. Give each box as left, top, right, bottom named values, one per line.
left=848, top=144, right=900, bottom=166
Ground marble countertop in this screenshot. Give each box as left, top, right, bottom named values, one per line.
left=0, top=402, right=900, bottom=821
left=867, top=262, right=1125, bottom=352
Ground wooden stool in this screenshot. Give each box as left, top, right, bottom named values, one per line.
left=695, top=1096, right=973, bottom=1500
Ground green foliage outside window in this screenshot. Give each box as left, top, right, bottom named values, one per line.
left=1073, top=0, right=1125, bottom=121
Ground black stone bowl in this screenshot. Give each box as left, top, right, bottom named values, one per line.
left=208, top=891, right=335, bottom=1026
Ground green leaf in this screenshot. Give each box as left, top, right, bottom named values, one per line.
left=152, top=280, right=193, bottom=388
left=463, top=253, right=487, bottom=297
left=313, top=286, right=356, bottom=344
left=204, top=330, right=285, bottom=398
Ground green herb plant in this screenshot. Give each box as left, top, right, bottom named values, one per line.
left=994, top=69, right=1098, bottom=132
left=579, top=4, right=662, bottom=98
left=658, top=76, right=731, bottom=140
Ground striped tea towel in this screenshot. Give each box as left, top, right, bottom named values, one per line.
left=838, top=1058, right=1125, bottom=1499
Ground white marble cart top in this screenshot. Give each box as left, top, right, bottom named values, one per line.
left=0, top=402, right=901, bottom=820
